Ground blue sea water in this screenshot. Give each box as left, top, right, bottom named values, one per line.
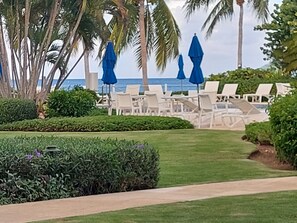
left=53, top=78, right=199, bottom=93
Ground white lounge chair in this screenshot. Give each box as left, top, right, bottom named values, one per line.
left=198, top=94, right=222, bottom=128
left=125, top=85, right=140, bottom=96
left=222, top=98, right=267, bottom=128
left=217, top=84, right=240, bottom=102
left=200, top=81, right=219, bottom=94
left=243, top=83, right=273, bottom=103
left=276, top=83, right=292, bottom=97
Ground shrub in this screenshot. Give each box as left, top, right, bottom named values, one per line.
left=46, top=88, right=96, bottom=117
left=269, top=91, right=297, bottom=166
left=0, top=98, right=37, bottom=124
left=0, top=116, right=194, bottom=132
left=245, top=122, right=272, bottom=145
left=207, top=68, right=296, bottom=96
left=0, top=136, right=159, bottom=204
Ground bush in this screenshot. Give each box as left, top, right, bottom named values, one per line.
left=245, top=122, right=272, bottom=145
left=0, top=98, right=37, bottom=124
left=207, top=68, right=296, bottom=96
left=0, top=136, right=159, bottom=204
left=269, top=91, right=297, bottom=167
left=0, top=116, right=194, bottom=132
left=46, top=88, right=96, bottom=117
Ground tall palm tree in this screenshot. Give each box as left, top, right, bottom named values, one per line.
left=106, top=0, right=181, bottom=90
left=184, top=0, right=269, bottom=68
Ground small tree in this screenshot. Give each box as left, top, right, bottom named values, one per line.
left=255, top=0, right=297, bottom=75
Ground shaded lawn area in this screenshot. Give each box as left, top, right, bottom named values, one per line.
left=41, top=191, right=297, bottom=223
left=0, top=129, right=295, bottom=187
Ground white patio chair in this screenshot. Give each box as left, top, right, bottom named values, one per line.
left=145, top=93, right=171, bottom=116
left=217, top=84, right=240, bottom=102
left=125, top=84, right=140, bottom=96
left=200, top=81, right=219, bottom=94
left=222, top=98, right=267, bottom=128
left=198, top=94, right=222, bottom=128
left=148, top=85, right=164, bottom=95
left=276, top=83, right=292, bottom=97
left=116, top=93, right=141, bottom=115
left=243, top=83, right=273, bottom=103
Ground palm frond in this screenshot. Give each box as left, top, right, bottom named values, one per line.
left=202, top=0, right=233, bottom=38
left=248, top=0, right=269, bottom=22
left=184, top=0, right=218, bottom=18
left=152, top=0, right=180, bottom=70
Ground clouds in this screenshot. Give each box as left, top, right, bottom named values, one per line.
left=69, top=0, right=281, bottom=79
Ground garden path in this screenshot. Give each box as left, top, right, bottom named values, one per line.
left=1, top=176, right=297, bottom=223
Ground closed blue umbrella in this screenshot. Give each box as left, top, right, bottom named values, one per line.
left=188, top=34, right=204, bottom=90
left=177, top=54, right=186, bottom=93
left=102, top=41, right=117, bottom=115
left=102, top=41, right=117, bottom=85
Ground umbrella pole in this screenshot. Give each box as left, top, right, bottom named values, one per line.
left=181, top=80, right=183, bottom=95
left=197, top=84, right=200, bottom=110
left=108, top=85, right=111, bottom=116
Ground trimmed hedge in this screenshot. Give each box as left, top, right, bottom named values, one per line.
left=0, top=98, right=37, bottom=124
left=0, top=136, right=159, bottom=204
left=0, top=116, right=194, bottom=132
left=269, top=91, right=297, bottom=167
left=245, top=122, right=272, bottom=145
left=46, top=88, right=96, bottom=117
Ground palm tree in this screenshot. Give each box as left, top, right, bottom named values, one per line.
left=106, top=0, right=181, bottom=90
left=184, top=0, right=269, bottom=68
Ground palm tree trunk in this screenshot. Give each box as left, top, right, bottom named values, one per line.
left=83, top=42, right=90, bottom=89
left=237, top=4, right=244, bottom=69
left=139, top=0, right=149, bottom=91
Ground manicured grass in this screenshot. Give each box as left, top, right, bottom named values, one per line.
left=0, top=129, right=295, bottom=187
left=40, top=191, right=297, bottom=223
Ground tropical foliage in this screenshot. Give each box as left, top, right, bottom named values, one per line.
left=184, top=0, right=269, bottom=68
left=256, top=0, right=297, bottom=75
left=107, top=0, right=181, bottom=90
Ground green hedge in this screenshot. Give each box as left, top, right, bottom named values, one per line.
left=207, top=68, right=296, bottom=96
left=0, top=98, right=37, bottom=124
left=269, top=91, right=297, bottom=167
left=0, top=116, right=194, bottom=132
left=46, top=87, right=96, bottom=117
left=245, top=122, right=272, bottom=145
left=0, top=136, right=159, bottom=204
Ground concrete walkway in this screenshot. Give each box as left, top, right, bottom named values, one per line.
left=1, top=176, right=297, bottom=223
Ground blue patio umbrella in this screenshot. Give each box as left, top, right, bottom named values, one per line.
left=177, top=54, right=186, bottom=93
left=102, top=41, right=117, bottom=115
left=188, top=34, right=204, bottom=91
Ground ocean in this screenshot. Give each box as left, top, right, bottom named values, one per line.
left=53, top=78, right=200, bottom=93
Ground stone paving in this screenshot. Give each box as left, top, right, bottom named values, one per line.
left=1, top=177, right=297, bottom=223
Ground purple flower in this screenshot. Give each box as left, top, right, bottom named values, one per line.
left=25, top=154, right=33, bottom=160
left=34, top=149, right=42, bottom=157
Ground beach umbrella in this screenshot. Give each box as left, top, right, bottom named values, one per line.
left=102, top=41, right=117, bottom=115
left=188, top=33, right=204, bottom=91
left=177, top=54, right=186, bottom=93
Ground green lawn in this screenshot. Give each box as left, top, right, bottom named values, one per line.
left=41, top=191, right=297, bottom=223
left=0, top=129, right=294, bottom=187
left=2, top=129, right=295, bottom=223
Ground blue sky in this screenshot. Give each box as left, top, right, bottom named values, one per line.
left=67, top=0, right=282, bottom=79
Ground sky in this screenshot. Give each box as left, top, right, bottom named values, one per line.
left=67, top=0, right=282, bottom=79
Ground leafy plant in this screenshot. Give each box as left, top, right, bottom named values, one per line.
left=0, top=136, right=159, bottom=204
left=245, top=122, right=272, bottom=145
left=0, top=116, right=194, bottom=132
left=46, top=88, right=96, bottom=117
left=269, top=91, right=297, bottom=166
left=0, top=98, right=37, bottom=124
